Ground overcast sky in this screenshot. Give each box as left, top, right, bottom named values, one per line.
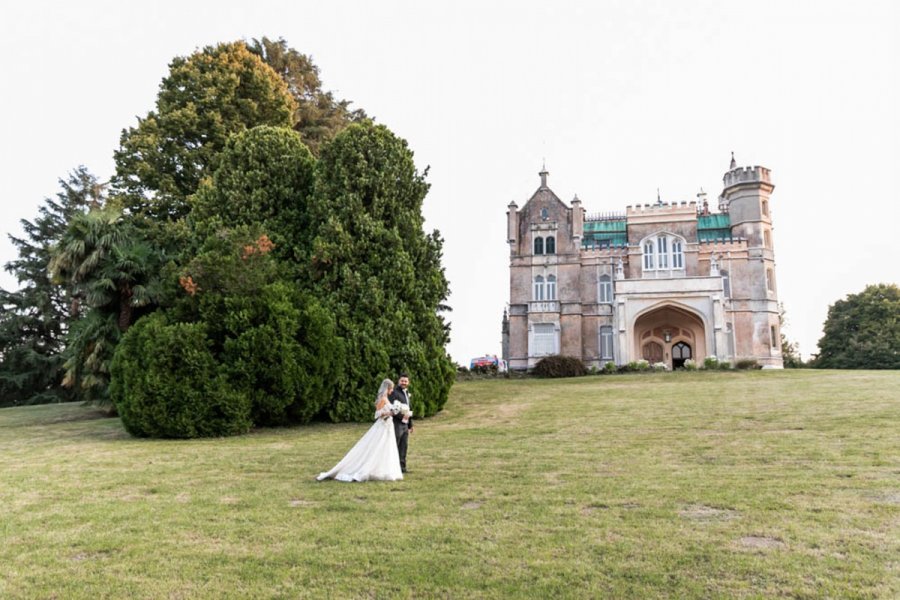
left=1, top=0, right=897, bottom=363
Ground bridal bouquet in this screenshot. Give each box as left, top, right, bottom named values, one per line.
left=391, top=400, right=413, bottom=421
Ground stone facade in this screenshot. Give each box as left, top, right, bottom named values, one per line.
left=503, top=156, right=783, bottom=370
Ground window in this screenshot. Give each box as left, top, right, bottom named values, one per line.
left=533, top=275, right=545, bottom=300
left=540, top=207, right=549, bottom=220
left=546, top=275, right=557, bottom=300
left=764, top=230, right=771, bottom=249
left=533, top=323, right=557, bottom=356
left=642, top=234, right=686, bottom=271
left=721, top=269, right=731, bottom=298
left=643, top=241, right=655, bottom=270
left=672, top=239, right=684, bottom=269
left=545, top=236, right=556, bottom=254
left=533, top=236, right=544, bottom=255
left=770, top=325, right=778, bottom=348
left=599, top=274, right=613, bottom=303
left=766, top=269, right=775, bottom=293
left=600, top=326, right=614, bottom=360
left=657, top=236, right=669, bottom=268
left=762, top=200, right=769, bottom=217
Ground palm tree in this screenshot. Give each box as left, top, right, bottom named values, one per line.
left=50, top=207, right=163, bottom=404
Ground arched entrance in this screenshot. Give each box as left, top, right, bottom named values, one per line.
left=672, top=341, right=692, bottom=369
left=632, top=304, right=706, bottom=369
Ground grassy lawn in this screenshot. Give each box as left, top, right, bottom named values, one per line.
left=1, top=370, right=898, bottom=598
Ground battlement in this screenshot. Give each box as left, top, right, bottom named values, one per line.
left=625, top=201, right=697, bottom=214
left=722, top=166, right=772, bottom=189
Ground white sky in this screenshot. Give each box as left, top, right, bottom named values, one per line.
left=1, top=0, right=898, bottom=362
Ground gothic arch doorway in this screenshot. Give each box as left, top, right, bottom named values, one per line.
left=672, top=341, right=692, bottom=369
left=632, top=303, right=707, bottom=369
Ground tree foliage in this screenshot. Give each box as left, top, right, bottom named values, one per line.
left=110, top=312, right=252, bottom=438
left=0, top=168, right=100, bottom=406
left=50, top=207, right=165, bottom=404
left=248, top=37, right=365, bottom=155
left=309, top=122, right=454, bottom=422
left=190, top=125, right=316, bottom=264
left=113, top=41, right=296, bottom=220
left=814, top=283, right=900, bottom=369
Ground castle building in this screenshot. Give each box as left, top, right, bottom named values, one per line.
left=502, top=155, right=783, bottom=370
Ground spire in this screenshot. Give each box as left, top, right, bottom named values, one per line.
left=656, top=188, right=662, bottom=205
left=539, top=161, right=549, bottom=189
left=729, top=151, right=737, bottom=170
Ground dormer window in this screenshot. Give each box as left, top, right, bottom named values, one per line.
left=534, top=236, right=544, bottom=255
left=545, top=236, right=556, bottom=254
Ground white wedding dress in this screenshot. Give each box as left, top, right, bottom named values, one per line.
left=316, top=403, right=403, bottom=482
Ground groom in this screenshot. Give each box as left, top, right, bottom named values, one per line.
left=389, top=372, right=413, bottom=473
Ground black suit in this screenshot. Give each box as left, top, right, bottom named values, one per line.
left=388, top=386, right=413, bottom=472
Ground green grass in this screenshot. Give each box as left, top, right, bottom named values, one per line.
left=1, top=370, right=898, bottom=598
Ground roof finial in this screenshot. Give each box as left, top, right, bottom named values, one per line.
left=730, top=151, right=737, bottom=170
left=539, top=161, right=549, bottom=189
left=657, top=188, right=662, bottom=205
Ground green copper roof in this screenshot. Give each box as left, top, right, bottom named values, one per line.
left=697, top=214, right=730, bottom=230
left=697, top=213, right=732, bottom=241
left=583, top=218, right=627, bottom=248
left=584, top=219, right=627, bottom=233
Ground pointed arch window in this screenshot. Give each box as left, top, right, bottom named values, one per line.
left=721, top=269, right=731, bottom=298
left=764, top=230, right=772, bottom=249
left=599, top=274, right=613, bottom=303
left=546, top=275, right=557, bottom=300
left=533, top=275, right=545, bottom=300
left=534, top=236, right=544, bottom=255
left=545, top=236, right=556, bottom=254
left=642, top=234, right=686, bottom=272
left=766, top=268, right=775, bottom=293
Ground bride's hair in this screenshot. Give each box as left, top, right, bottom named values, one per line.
left=375, top=378, right=394, bottom=404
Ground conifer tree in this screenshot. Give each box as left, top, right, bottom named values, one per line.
left=309, top=122, right=454, bottom=421
left=0, top=167, right=101, bottom=406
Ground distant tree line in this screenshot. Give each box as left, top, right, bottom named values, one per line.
left=0, top=38, right=454, bottom=436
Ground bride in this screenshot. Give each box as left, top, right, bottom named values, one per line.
left=316, top=379, right=403, bottom=482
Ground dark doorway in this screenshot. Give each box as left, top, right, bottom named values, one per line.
left=672, top=342, right=692, bottom=369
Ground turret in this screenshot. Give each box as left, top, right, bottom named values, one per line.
left=571, top=194, right=583, bottom=244
left=507, top=200, right=519, bottom=254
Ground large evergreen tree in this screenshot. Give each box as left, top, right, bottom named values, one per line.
left=247, top=37, right=366, bottom=156
left=113, top=41, right=297, bottom=220
left=815, top=283, right=900, bottom=369
left=0, top=167, right=101, bottom=406
left=190, top=125, right=316, bottom=263
left=309, top=122, right=454, bottom=422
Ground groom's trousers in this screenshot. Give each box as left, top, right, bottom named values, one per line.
left=394, top=422, right=409, bottom=472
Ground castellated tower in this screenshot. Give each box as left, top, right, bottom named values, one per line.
left=719, top=157, right=782, bottom=366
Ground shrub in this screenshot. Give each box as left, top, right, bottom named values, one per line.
left=703, top=356, right=719, bottom=370
left=471, top=363, right=498, bottom=375
left=683, top=359, right=698, bottom=371
left=533, top=355, right=587, bottom=378
left=110, top=313, right=252, bottom=438
left=651, top=362, right=668, bottom=372
left=717, top=361, right=732, bottom=370
left=603, top=361, right=617, bottom=374
left=735, top=358, right=760, bottom=370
